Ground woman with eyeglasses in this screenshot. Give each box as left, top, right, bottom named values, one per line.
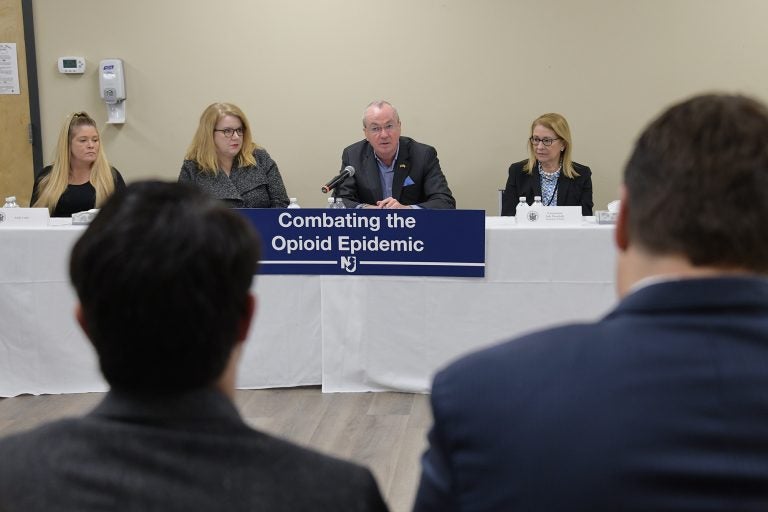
left=179, top=102, right=289, bottom=208
left=31, top=112, right=126, bottom=217
left=501, top=113, right=593, bottom=216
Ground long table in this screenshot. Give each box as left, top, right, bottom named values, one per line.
left=0, top=217, right=617, bottom=396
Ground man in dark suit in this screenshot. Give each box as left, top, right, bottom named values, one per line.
left=413, top=94, right=768, bottom=511
left=336, top=100, right=455, bottom=209
left=0, top=182, right=389, bottom=512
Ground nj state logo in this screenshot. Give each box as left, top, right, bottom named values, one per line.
left=340, top=255, right=357, bottom=273
left=526, top=210, right=539, bottom=222
left=0, top=212, right=5, bottom=223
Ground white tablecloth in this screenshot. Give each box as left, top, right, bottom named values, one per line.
left=321, top=217, right=617, bottom=392
left=0, top=217, right=617, bottom=396
left=0, top=225, right=322, bottom=396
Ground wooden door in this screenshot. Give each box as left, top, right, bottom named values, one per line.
left=0, top=0, right=33, bottom=205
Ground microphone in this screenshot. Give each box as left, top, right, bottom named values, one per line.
left=321, top=166, right=355, bottom=194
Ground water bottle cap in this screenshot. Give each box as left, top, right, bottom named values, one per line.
left=5, top=196, right=16, bottom=202
left=328, top=197, right=335, bottom=203
left=289, top=197, right=297, bottom=202
left=534, top=196, right=541, bottom=201
left=518, top=196, right=526, bottom=201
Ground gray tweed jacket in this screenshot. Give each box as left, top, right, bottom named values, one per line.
left=178, top=148, right=290, bottom=208
left=0, top=388, right=389, bottom=512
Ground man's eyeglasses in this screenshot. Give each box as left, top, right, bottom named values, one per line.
left=529, top=136, right=560, bottom=146
left=214, top=127, right=244, bottom=138
left=367, top=123, right=398, bottom=135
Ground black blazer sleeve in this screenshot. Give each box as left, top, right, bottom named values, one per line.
left=30, top=165, right=53, bottom=207
left=111, top=167, right=126, bottom=193
left=501, top=160, right=528, bottom=216
left=568, top=163, right=593, bottom=216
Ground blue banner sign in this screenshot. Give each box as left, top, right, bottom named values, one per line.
left=237, top=209, right=485, bottom=277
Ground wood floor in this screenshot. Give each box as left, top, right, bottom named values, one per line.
left=0, top=387, right=431, bottom=512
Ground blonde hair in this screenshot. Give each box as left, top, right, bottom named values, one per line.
left=33, top=112, right=116, bottom=213
left=523, top=113, right=579, bottom=178
left=184, top=102, right=257, bottom=174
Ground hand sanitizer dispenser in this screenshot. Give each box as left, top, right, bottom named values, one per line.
left=99, top=59, right=126, bottom=124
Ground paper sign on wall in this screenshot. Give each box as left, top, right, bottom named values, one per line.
left=0, top=43, right=21, bottom=95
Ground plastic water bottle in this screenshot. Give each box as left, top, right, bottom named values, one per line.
left=3, top=196, right=19, bottom=208
left=334, top=198, right=346, bottom=209
left=327, top=197, right=336, bottom=208
left=532, top=196, right=543, bottom=209
left=287, top=197, right=301, bottom=209
left=515, top=196, right=528, bottom=217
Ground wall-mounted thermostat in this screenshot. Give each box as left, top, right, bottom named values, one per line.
left=57, top=57, right=86, bottom=74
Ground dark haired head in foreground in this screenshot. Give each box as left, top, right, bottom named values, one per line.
left=69, top=180, right=260, bottom=394
left=415, top=94, right=768, bottom=512
left=620, top=93, right=768, bottom=277
left=0, top=181, right=388, bottom=512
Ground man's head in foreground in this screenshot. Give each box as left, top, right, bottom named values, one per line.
left=69, top=180, right=260, bottom=396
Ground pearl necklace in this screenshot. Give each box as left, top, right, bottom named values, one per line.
left=538, top=161, right=562, bottom=175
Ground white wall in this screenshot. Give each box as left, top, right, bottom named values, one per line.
left=32, top=0, right=768, bottom=210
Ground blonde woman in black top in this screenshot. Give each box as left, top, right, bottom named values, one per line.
left=501, top=113, right=593, bottom=216
left=32, top=112, right=125, bottom=217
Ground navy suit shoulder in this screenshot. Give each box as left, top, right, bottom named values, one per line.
left=415, top=277, right=768, bottom=511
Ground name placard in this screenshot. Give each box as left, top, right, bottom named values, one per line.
left=0, top=208, right=50, bottom=227
left=238, top=209, right=485, bottom=277
left=517, top=206, right=582, bottom=226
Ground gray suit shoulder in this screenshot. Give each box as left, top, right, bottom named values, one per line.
left=0, top=415, right=389, bottom=512
left=266, top=436, right=389, bottom=510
